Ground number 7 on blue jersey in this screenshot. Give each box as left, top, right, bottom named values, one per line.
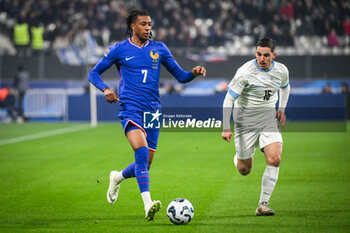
left=142, top=70, right=148, bottom=83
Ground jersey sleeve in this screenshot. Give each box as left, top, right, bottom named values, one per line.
left=160, top=43, right=194, bottom=83
left=227, top=68, right=247, bottom=98
left=88, top=44, right=121, bottom=92
left=280, top=65, right=289, bottom=89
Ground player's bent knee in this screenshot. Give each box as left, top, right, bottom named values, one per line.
left=271, top=160, right=280, bottom=167
left=238, top=167, right=251, bottom=176
left=268, top=155, right=281, bottom=167
left=134, top=147, right=149, bottom=165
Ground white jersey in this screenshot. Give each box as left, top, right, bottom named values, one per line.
left=227, top=59, right=289, bottom=129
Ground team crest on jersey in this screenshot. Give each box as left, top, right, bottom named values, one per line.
left=150, top=50, right=159, bottom=69
left=104, top=48, right=110, bottom=57
left=150, top=50, right=159, bottom=60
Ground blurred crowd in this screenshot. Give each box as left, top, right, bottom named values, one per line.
left=0, top=0, right=349, bottom=54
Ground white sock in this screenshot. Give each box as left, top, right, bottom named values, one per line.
left=233, top=154, right=238, bottom=168
left=141, top=191, right=153, bottom=209
left=259, top=165, right=279, bottom=204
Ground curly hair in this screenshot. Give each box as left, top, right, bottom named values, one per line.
left=125, top=9, right=153, bottom=39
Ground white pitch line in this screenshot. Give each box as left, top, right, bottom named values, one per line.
left=0, top=124, right=92, bottom=146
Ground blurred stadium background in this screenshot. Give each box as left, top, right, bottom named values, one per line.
left=0, top=0, right=349, bottom=123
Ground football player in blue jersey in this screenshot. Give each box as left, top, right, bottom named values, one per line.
left=89, top=9, right=206, bottom=221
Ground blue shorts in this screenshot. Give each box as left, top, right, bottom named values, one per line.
left=121, top=117, right=160, bottom=152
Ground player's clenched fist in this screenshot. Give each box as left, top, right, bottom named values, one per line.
left=222, top=129, right=232, bottom=142
left=103, top=88, right=119, bottom=103
left=191, top=66, right=206, bottom=77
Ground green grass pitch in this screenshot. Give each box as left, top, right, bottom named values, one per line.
left=0, top=122, right=349, bottom=233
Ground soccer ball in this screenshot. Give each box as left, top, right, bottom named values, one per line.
left=166, top=198, right=194, bottom=225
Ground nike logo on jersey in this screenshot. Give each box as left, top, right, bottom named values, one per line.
left=126, top=56, right=135, bottom=61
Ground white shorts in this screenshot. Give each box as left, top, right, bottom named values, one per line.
left=234, top=121, right=283, bottom=160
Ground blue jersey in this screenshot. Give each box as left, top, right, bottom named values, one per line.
left=89, top=38, right=195, bottom=118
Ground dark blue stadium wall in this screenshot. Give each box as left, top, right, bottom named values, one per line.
left=68, top=93, right=346, bottom=122
left=2, top=54, right=350, bottom=79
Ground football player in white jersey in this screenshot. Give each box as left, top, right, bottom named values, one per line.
left=222, top=37, right=290, bottom=216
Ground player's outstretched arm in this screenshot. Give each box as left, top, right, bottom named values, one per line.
left=191, top=66, right=206, bottom=77
left=88, top=46, right=118, bottom=92
left=103, top=88, right=119, bottom=104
